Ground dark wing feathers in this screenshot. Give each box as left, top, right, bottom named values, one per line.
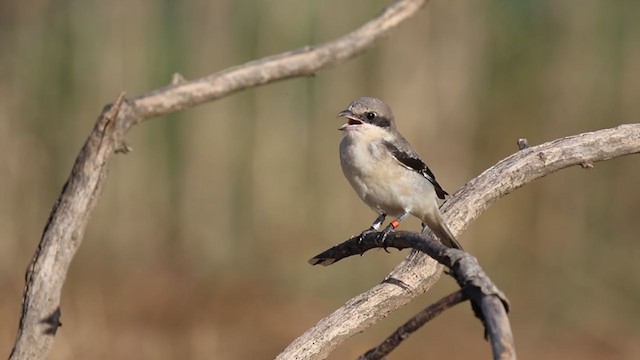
left=383, top=141, right=449, bottom=199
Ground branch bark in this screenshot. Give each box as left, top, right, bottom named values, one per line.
left=8, top=1, right=428, bottom=359
left=278, top=124, right=640, bottom=359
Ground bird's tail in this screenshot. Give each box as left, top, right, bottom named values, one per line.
left=423, top=211, right=463, bottom=250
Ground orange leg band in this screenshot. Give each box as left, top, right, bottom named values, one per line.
left=390, top=220, right=400, bottom=229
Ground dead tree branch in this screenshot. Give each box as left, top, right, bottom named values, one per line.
left=133, top=0, right=430, bottom=122
left=8, top=1, right=429, bottom=359
left=278, top=124, right=640, bottom=359
left=310, top=231, right=514, bottom=360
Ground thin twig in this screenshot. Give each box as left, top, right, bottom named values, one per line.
left=359, top=290, right=467, bottom=360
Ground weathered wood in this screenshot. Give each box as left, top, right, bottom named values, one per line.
left=10, top=95, right=130, bottom=359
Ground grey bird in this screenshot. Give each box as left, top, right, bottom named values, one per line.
left=337, top=96, right=462, bottom=249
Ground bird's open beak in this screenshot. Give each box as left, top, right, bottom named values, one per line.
left=337, top=109, right=363, bottom=131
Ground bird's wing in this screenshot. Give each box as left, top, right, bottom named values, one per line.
left=382, top=140, right=449, bottom=199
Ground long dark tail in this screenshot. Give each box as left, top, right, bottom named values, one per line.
left=423, top=211, right=463, bottom=250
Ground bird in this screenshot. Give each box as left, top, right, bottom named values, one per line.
left=337, top=96, right=462, bottom=249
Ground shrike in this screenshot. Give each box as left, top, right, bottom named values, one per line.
left=337, top=96, right=462, bottom=249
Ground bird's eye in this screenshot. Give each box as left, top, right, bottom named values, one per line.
left=365, top=112, right=377, bottom=120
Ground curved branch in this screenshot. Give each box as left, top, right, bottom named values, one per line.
left=8, top=1, right=428, bottom=359
left=132, top=0, right=429, bottom=121
left=9, top=95, right=128, bottom=359
left=279, top=124, right=640, bottom=359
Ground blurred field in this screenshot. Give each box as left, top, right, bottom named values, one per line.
left=1, top=0, right=640, bottom=359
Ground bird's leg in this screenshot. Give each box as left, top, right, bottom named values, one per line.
left=370, top=213, right=387, bottom=231
left=354, top=213, right=386, bottom=243
left=378, top=212, right=410, bottom=248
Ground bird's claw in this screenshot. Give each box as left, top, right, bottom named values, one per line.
left=377, top=227, right=395, bottom=253
left=351, top=226, right=395, bottom=253
left=352, top=228, right=377, bottom=244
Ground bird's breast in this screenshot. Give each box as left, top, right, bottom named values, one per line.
left=339, top=134, right=381, bottom=183
left=339, top=131, right=440, bottom=219
left=340, top=134, right=412, bottom=215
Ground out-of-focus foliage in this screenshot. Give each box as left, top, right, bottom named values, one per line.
left=1, top=0, right=639, bottom=359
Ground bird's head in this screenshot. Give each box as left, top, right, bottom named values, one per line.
left=337, top=97, right=395, bottom=132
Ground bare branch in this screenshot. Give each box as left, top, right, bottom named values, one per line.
left=9, top=94, right=127, bottom=359
left=475, top=294, right=514, bottom=360
left=280, top=124, right=640, bottom=359
left=131, top=0, right=430, bottom=121
left=9, top=1, right=429, bottom=359
left=310, top=231, right=513, bottom=360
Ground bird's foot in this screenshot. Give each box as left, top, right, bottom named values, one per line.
left=377, top=225, right=396, bottom=253
left=352, top=227, right=378, bottom=244
left=351, top=219, right=398, bottom=252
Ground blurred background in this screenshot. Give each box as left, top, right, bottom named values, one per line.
left=1, top=0, right=640, bottom=358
